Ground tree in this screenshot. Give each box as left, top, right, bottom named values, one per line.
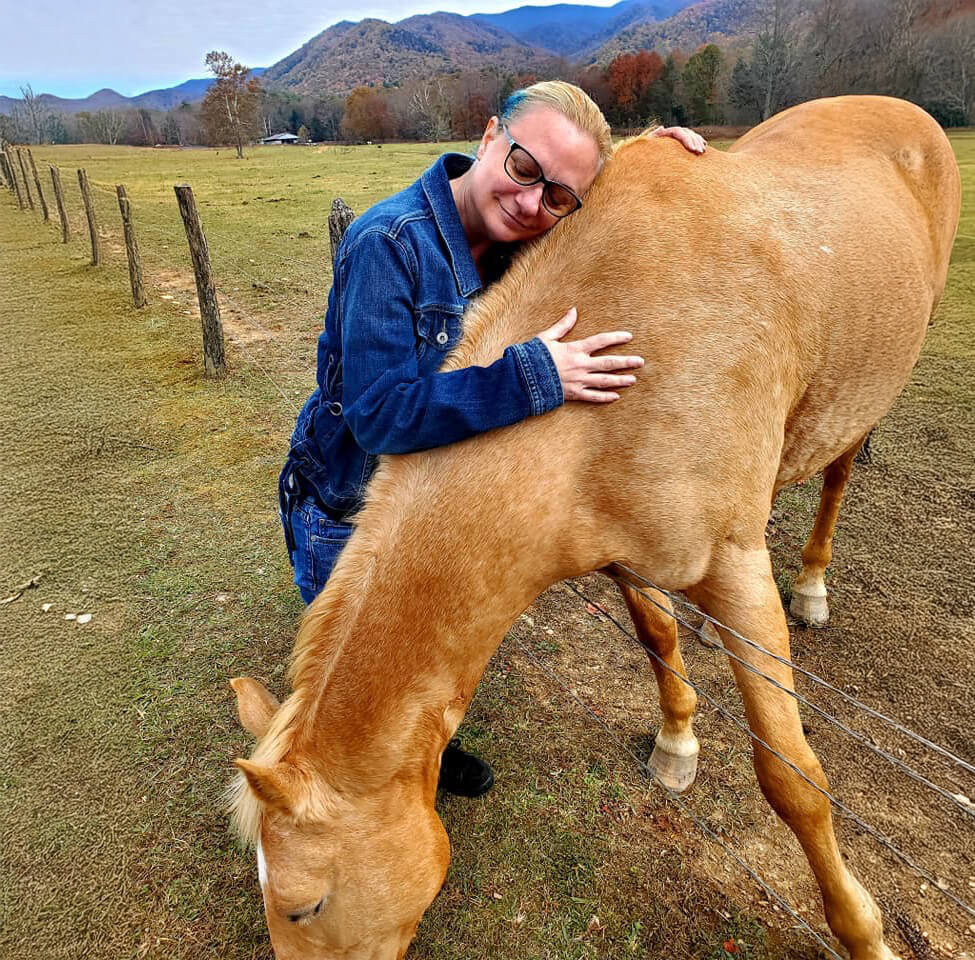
left=136, top=108, right=157, bottom=146
left=607, top=50, right=665, bottom=124
left=729, top=0, right=800, bottom=122
left=682, top=44, right=724, bottom=124
left=200, top=50, right=261, bottom=158
left=923, top=13, right=975, bottom=125
left=410, top=78, right=453, bottom=141
left=341, top=86, right=394, bottom=141
left=77, top=109, right=126, bottom=145
left=15, top=84, right=48, bottom=144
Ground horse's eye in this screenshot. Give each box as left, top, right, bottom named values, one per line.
left=288, top=897, right=327, bottom=923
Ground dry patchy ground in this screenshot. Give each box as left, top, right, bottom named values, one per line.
left=0, top=135, right=973, bottom=960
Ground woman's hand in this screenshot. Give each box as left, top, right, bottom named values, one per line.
left=651, top=125, right=707, bottom=154
left=537, top=308, right=644, bottom=403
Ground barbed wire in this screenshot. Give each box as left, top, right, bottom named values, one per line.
left=510, top=629, right=847, bottom=960
left=613, top=563, right=975, bottom=788
left=562, top=577, right=975, bottom=921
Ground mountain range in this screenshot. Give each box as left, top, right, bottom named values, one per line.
left=0, top=71, right=265, bottom=117
left=2, top=0, right=719, bottom=114
left=17, top=0, right=970, bottom=114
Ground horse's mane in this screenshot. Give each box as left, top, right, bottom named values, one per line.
left=228, top=454, right=435, bottom=846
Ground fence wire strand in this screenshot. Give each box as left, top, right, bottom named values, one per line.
left=612, top=565, right=975, bottom=809
left=511, top=629, right=846, bottom=960
left=562, top=578, right=975, bottom=921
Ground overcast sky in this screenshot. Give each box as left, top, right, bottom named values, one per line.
left=1, top=0, right=619, bottom=100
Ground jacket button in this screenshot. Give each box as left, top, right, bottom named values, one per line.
left=436, top=331, right=449, bottom=345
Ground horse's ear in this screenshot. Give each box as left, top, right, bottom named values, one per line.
left=231, top=677, right=280, bottom=738
left=235, top=759, right=303, bottom=816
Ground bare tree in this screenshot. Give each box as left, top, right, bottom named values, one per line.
left=410, top=78, right=452, bottom=142
left=876, top=0, right=926, bottom=98
left=923, top=13, right=975, bottom=125
left=77, top=109, right=127, bottom=145
left=136, top=108, right=157, bottom=146
left=13, top=84, right=48, bottom=144
left=200, top=50, right=261, bottom=158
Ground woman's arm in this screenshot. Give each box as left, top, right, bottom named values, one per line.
left=339, top=230, right=562, bottom=456
left=338, top=231, right=642, bottom=456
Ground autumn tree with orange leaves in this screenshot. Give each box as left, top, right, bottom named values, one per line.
left=608, top=50, right=665, bottom=114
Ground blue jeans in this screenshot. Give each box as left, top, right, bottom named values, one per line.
left=280, top=465, right=354, bottom=604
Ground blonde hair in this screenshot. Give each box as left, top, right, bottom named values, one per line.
left=499, top=81, right=612, bottom=166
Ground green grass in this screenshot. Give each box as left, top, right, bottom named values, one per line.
left=1, top=132, right=972, bottom=960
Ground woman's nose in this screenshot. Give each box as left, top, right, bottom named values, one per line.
left=515, top=182, right=545, bottom=218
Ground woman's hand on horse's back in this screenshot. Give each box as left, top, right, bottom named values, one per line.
left=651, top=125, right=708, bottom=154
left=537, top=307, right=644, bottom=404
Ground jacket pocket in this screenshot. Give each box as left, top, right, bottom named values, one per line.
left=415, top=305, right=464, bottom=355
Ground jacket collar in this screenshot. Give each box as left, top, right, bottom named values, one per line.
left=421, top=153, right=482, bottom=298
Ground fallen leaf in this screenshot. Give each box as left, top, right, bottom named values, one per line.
left=723, top=939, right=739, bottom=954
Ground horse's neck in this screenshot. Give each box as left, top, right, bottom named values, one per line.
left=291, top=449, right=579, bottom=790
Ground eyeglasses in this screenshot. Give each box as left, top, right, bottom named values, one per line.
left=501, top=125, right=583, bottom=219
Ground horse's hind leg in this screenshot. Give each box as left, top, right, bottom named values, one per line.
left=790, top=439, right=864, bottom=628
left=612, top=575, right=699, bottom=792
left=692, top=545, right=893, bottom=960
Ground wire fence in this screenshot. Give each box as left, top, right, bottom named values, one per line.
left=2, top=141, right=972, bottom=958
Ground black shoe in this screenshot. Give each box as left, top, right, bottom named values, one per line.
left=438, top=739, right=494, bottom=797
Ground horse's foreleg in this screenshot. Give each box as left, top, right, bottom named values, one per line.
left=693, top=546, right=894, bottom=960
left=790, top=439, right=863, bottom=627
left=613, top=575, right=699, bottom=793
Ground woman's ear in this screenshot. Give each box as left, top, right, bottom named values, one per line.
left=476, top=116, right=500, bottom=161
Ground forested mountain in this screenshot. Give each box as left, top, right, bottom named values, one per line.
left=260, top=14, right=550, bottom=96
left=597, top=0, right=761, bottom=61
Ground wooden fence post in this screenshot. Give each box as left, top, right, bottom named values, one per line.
left=7, top=151, right=26, bottom=209
left=49, top=166, right=69, bottom=243
left=77, top=168, right=99, bottom=265
left=116, top=184, right=147, bottom=308
left=16, top=150, right=35, bottom=210
left=0, top=152, right=14, bottom=195
left=26, top=150, right=49, bottom=221
left=328, top=197, right=355, bottom=270
left=174, top=183, right=225, bottom=376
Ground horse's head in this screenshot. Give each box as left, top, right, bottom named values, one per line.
left=230, top=677, right=451, bottom=960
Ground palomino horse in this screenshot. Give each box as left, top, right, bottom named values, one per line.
left=229, top=96, right=960, bottom=960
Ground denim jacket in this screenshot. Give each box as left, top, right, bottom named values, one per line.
left=282, top=153, right=564, bottom=520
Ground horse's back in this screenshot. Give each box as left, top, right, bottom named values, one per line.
left=725, top=97, right=960, bottom=485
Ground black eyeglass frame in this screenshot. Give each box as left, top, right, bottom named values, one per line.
left=501, top=125, right=583, bottom=219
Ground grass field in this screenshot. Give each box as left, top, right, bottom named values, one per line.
left=1, top=132, right=973, bottom=960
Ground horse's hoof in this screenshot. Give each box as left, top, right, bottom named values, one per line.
left=649, top=736, right=699, bottom=793
left=790, top=589, right=829, bottom=628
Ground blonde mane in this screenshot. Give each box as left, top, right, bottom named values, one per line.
left=228, top=454, right=437, bottom=847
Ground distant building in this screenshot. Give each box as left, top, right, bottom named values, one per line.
left=259, top=133, right=300, bottom=145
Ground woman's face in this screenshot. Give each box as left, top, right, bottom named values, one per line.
left=471, top=106, right=602, bottom=245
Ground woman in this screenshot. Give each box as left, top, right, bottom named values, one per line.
left=280, top=81, right=706, bottom=796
